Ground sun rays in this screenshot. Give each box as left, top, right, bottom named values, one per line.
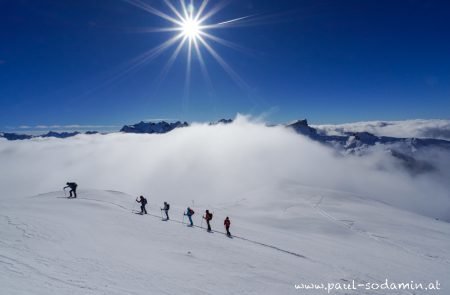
left=123, top=0, right=255, bottom=96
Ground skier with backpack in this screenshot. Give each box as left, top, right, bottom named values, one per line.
left=136, top=196, right=148, bottom=215
left=64, top=182, right=78, bottom=198
left=184, top=207, right=195, bottom=226
left=224, top=216, right=231, bottom=237
left=161, top=202, right=170, bottom=220
left=203, top=210, right=213, bottom=232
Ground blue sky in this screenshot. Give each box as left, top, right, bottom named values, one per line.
left=1, top=0, right=450, bottom=131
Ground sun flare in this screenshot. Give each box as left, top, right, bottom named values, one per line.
left=123, top=0, right=255, bottom=93
left=181, top=18, right=201, bottom=40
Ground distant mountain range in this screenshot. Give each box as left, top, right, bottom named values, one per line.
left=2, top=119, right=450, bottom=149
left=287, top=119, right=450, bottom=174
left=2, top=119, right=450, bottom=171
left=2, top=119, right=449, bottom=147
left=120, top=121, right=189, bottom=134
left=3, top=118, right=450, bottom=173
left=287, top=119, right=450, bottom=151
left=0, top=119, right=224, bottom=140
left=0, top=131, right=99, bottom=140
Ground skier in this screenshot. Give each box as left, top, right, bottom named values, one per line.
left=161, top=202, right=170, bottom=220
left=224, top=216, right=231, bottom=237
left=203, top=210, right=213, bottom=232
left=136, top=196, right=148, bottom=215
left=184, top=207, right=195, bottom=226
left=64, top=182, right=78, bottom=198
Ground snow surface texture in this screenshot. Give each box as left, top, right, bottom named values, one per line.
left=1, top=116, right=450, bottom=294
left=313, top=119, right=450, bottom=141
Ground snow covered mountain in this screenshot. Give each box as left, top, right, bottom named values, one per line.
left=313, top=119, right=450, bottom=141
left=120, top=121, right=189, bottom=134
left=209, top=118, right=234, bottom=125
left=286, top=119, right=450, bottom=173
left=0, top=132, right=33, bottom=140
left=41, top=131, right=82, bottom=138
left=1, top=188, right=449, bottom=294
left=287, top=119, right=450, bottom=151
left=0, top=131, right=99, bottom=140
left=119, top=119, right=235, bottom=134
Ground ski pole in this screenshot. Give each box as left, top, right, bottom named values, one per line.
left=132, top=199, right=137, bottom=213
left=201, top=217, right=204, bottom=229
left=63, top=188, right=67, bottom=198
left=160, top=208, right=163, bottom=219
left=182, top=213, right=185, bottom=225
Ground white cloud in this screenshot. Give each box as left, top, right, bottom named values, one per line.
left=313, top=119, right=450, bottom=140
left=0, top=115, right=449, bottom=220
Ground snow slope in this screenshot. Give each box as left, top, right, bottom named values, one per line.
left=1, top=187, right=449, bottom=294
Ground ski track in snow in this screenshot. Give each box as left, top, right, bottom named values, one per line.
left=312, top=194, right=450, bottom=266
left=0, top=251, right=99, bottom=293
left=63, top=196, right=310, bottom=260
left=1, top=190, right=450, bottom=294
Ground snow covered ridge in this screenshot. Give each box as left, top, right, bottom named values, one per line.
left=3, top=118, right=450, bottom=141
left=0, top=132, right=34, bottom=140
left=313, top=119, right=450, bottom=141
left=287, top=119, right=450, bottom=173
left=1, top=189, right=449, bottom=294
left=292, top=120, right=450, bottom=150
left=0, top=119, right=218, bottom=139
left=120, top=120, right=189, bottom=134
left=0, top=130, right=99, bottom=140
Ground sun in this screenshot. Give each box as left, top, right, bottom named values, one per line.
left=123, top=0, right=257, bottom=93
left=181, top=18, right=201, bottom=40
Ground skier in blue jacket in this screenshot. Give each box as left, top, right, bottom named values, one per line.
left=184, top=207, right=195, bottom=226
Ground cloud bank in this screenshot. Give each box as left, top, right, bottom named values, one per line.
left=313, top=119, right=450, bottom=141
left=1, top=115, right=449, bottom=220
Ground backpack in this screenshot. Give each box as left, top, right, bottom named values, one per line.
left=208, top=212, right=213, bottom=220
left=166, top=203, right=170, bottom=210
left=188, top=208, right=194, bottom=215
left=142, top=198, right=147, bottom=205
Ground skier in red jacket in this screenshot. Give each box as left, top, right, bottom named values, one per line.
left=224, top=216, right=231, bottom=237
